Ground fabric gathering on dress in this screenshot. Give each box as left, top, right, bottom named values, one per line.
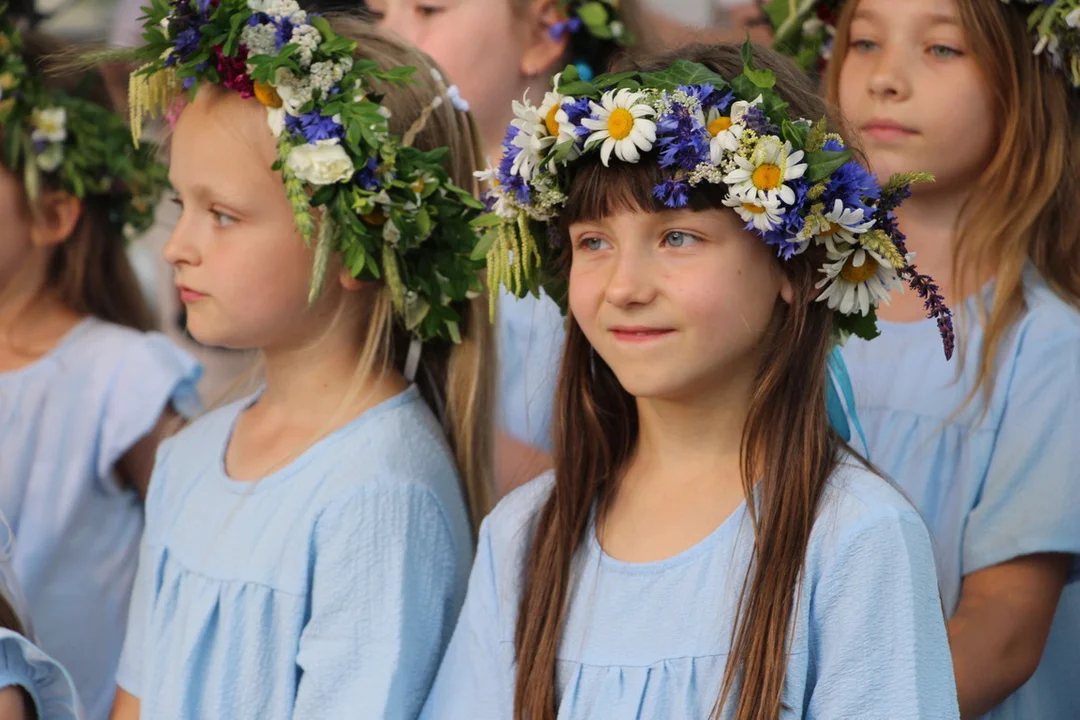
left=0, top=318, right=201, bottom=720
left=421, top=463, right=960, bottom=719
left=117, top=385, right=474, bottom=719
left=841, top=265, right=1080, bottom=720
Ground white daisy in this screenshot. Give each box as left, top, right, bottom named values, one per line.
left=706, top=107, right=745, bottom=165
left=580, top=88, right=657, bottom=166
left=723, top=193, right=785, bottom=233
left=508, top=96, right=546, bottom=180
left=30, top=108, right=66, bottom=144
left=815, top=199, right=875, bottom=246
left=537, top=83, right=578, bottom=147
left=723, top=135, right=807, bottom=206
left=815, top=246, right=902, bottom=317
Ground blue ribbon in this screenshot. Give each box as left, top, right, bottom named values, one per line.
left=826, top=347, right=869, bottom=457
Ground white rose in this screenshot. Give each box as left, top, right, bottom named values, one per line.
left=1066, top=8, right=1080, bottom=28
left=287, top=140, right=354, bottom=186
left=30, top=108, right=67, bottom=144
left=729, top=95, right=762, bottom=124
left=266, top=107, right=286, bottom=138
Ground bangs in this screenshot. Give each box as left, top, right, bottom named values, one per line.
left=560, top=155, right=728, bottom=228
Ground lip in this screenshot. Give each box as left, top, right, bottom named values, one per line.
left=609, top=326, right=675, bottom=343
left=861, top=118, right=919, bottom=142
left=176, top=285, right=208, bottom=304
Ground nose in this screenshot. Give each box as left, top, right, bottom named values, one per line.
left=866, top=45, right=913, bottom=102
left=163, top=211, right=201, bottom=269
left=603, top=244, right=657, bottom=309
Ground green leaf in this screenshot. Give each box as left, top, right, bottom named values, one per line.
left=743, top=67, right=776, bottom=90
left=781, top=119, right=809, bottom=149
left=310, top=185, right=335, bottom=207
left=557, top=64, right=580, bottom=86
left=576, top=2, right=610, bottom=28
left=556, top=80, right=598, bottom=96
left=740, top=39, right=754, bottom=70
left=416, top=206, right=432, bottom=239
left=471, top=227, right=498, bottom=261
left=593, top=71, right=639, bottom=90
left=836, top=307, right=880, bottom=342
left=309, top=15, right=335, bottom=41
left=639, top=60, right=728, bottom=92
left=470, top=212, right=507, bottom=228
left=805, top=149, right=854, bottom=183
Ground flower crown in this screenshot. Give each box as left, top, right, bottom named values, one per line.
left=549, top=0, right=633, bottom=81
left=475, top=43, right=955, bottom=358
left=126, top=0, right=486, bottom=344
left=0, top=9, right=166, bottom=237
left=766, top=0, right=1080, bottom=87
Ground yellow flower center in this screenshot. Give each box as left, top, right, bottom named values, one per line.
left=362, top=210, right=387, bottom=226
left=741, top=202, right=767, bottom=215
left=254, top=81, right=283, bottom=109
left=411, top=178, right=425, bottom=193
left=545, top=103, right=561, bottom=137
left=752, top=163, right=783, bottom=191
left=840, top=253, right=879, bottom=285
left=707, top=116, right=732, bottom=137
left=817, top=222, right=839, bottom=237
left=607, top=108, right=635, bottom=141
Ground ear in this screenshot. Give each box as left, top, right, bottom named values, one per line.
left=521, top=0, right=571, bottom=78
left=28, top=190, right=82, bottom=249
left=778, top=272, right=795, bottom=305
left=338, top=266, right=373, bottom=292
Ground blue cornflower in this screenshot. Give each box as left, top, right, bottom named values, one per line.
left=174, top=27, right=201, bottom=59
left=656, top=101, right=710, bottom=171
left=653, top=178, right=690, bottom=208
left=561, top=97, right=593, bottom=139
left=286, top=110, right=345, bottom=143
left=502, top=173, right=531, bottom=204
left=354, top=157, right=381, bottom=191
left=824, top=152, right=880, bottom=215
left=549, top=17, right=583, bottom=40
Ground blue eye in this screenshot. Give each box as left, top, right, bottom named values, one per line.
left=663, top=231, right=700, bottom=248
left=928, top=44, right=962, bottom=59
left=212, top=210, right=237, bottom=227
left=850, top=38, right=879, bottom=53
left=578, top=236, right=611, bottom=251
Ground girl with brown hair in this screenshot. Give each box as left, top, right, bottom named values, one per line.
left=0, top=13, right=198, bottom=720
left=421, top=41, right=959, bottom=719
left=805, top=0, right=1079, bottom=715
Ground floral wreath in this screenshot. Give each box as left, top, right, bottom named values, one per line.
left=549, top=0, right=632, bottom=81
left=0, top=9, right=166, bottom=237
left=474, top=43, right=955, bottom=358
left=124, top=0, right=486, bottom=344
left=766, top=0, right=1080, bottom=87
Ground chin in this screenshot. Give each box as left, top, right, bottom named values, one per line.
left=608, top=368, right=694, bottom=402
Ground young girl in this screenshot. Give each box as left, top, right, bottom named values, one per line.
left=369, top=0, right=639, bottom=491
left=422, top=43, right=960, bottom=718
left=111, top=5, right=493, bottom=718
left=0, top=16, right=198, bottom=720
left=0, top=513, right=80, bottom=720
left=819, top=0, right=1080, bottom=716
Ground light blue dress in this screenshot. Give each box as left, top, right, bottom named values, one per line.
left=497, top=290, right=564, bottom=452
left=422, top=460, right=960, bottom=719
left=0, top=318, right=200, bottom=720
left=0, top=510, right=80, bottom=720
left=117, top=385, right=474, bottom=719
left=840, top=265, right=1080, bottom=719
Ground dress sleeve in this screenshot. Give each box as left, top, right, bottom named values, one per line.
left=963, top=332, right=1080, bottom=578
left=292, top=482, right=467, bottom=720
left=0, top=629, right=80, bottom=720
left=114, top=440, right=172, bottom=698
left=420, top=515, right=513, bottom=719
left=95, top=332, right=201, bottom=493
left=805, top=509, right=960, bottom=720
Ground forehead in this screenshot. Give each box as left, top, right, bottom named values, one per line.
left=169, top=87, right=280, bottom=195
left=854, top=0, right=961, bottom=25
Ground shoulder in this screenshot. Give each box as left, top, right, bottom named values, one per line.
left=808, top=454, right=933, bottom=565
left=1017, top=268, right=1080, bottom=347
left=474, top=472, right=554, bottom=580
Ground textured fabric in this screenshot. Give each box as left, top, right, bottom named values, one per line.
left=0, top=318, right=200, bottom=720
left=497, top=290, right=563, bottom=452
left=422, top=461, right=959, bottom=719
left=841, top=266, right=1080, bottom=720
left=117, top=385, right=473, bottom=719
left=0, top=629, right=81, bottom=720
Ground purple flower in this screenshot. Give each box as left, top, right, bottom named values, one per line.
left=825, top=157, right=879, bottom=215
left=656, top=101, right=710, bottom=171
left=549, top=17, right=583, bottom=40
left=742, top=106, right=779, bottom=137
left=354, top=157, right=381, bottom=191
left=174, top=27, right=201, bottom=59
left=502, top=174, right=531, bottom=204
left=286, top=110, right=345, bottom=143
left=653, top=178, right=689, bottom=208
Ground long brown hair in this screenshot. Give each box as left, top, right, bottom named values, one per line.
left=513, top=43, right=849, bottom=720
left=330, top=18, right=496, bottom=532
left=10, top=31, right=154, bottom=332
left=826, top=0, right=1080, bottom=406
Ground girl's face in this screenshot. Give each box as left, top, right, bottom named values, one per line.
left=166, top=87, right=348, bottom=351
left=837, top=0, right=996, bottom=193
left=568, top=207, right=793, bottom=403
left=371, top=0, right=562, bottom=156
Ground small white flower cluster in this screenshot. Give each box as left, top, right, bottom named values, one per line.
left=308, top=58, right=352, bottom=95
left=240, top=22, right=278, bottom=58
left=30, top=107, right=66, bottom=172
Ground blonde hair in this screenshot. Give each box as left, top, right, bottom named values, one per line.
left=329, top=17, right=496, bottom=532
left=826, top=0, right=1080, bottom=407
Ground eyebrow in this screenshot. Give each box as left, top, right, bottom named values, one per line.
left=853, top=8, right=961, bottom=28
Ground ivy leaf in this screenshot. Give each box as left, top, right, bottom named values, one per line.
left=805, top=149, right=852, bottom=182
left=836, top=308, right=880, bottom=342
left=639, top=60, right=728, bottom=91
